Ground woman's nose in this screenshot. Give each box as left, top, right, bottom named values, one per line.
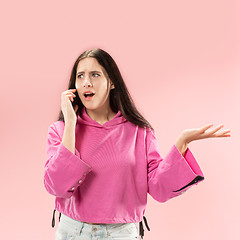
left=83, top=76, right=92, bottom=87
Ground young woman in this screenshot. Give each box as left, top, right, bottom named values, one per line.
left=44, top=48, right=231, bottom=240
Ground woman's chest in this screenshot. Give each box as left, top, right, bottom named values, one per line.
left=75, top=127, right=146, bottom=170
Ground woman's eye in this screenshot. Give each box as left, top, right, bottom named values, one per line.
left=77, top=73, right=99, bottom=78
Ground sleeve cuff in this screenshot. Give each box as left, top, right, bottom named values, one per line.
left=173, top=144, right=204, bottom=177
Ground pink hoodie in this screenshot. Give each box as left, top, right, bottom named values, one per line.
left=44, top=106, right=204, bottom=227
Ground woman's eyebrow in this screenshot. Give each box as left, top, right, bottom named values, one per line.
left=76, top=70, right=102, bottom=75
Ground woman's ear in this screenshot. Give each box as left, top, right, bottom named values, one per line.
left=110, top=82, right=115, bottom=90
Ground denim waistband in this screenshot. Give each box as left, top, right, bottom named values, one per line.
left=51, top=209, right=150, bottom=239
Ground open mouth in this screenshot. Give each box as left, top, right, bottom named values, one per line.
left=84, top=93, right=95, bottom=100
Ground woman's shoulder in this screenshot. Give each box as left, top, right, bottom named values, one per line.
left=144, top=126, right=155, bottom=134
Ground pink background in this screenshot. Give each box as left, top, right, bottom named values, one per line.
left=0, top=0, right=239, bottom=239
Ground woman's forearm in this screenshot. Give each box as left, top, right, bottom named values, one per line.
left=175, top=136, right=188, bottom=157
left=61, top=122, right=76, bottom=155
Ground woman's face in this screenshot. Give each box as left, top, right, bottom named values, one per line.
left=75, top=57, right=115, bottom=111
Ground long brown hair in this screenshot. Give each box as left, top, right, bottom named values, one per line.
left=57, top=48, right=154, bottom=131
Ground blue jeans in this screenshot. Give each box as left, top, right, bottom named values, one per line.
left=55, top=213, right=139, bottom=240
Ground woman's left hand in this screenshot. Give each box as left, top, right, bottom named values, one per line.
left=175, top=124, right=231, bottom=156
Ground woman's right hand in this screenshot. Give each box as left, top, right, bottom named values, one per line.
left=61, top=89, right=79, bottom=124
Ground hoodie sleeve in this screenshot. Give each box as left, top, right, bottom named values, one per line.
left=146, top=129, right=204, bottom=203
left=44, top=122, right=93, bottom=198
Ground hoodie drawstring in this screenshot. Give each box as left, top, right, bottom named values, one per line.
left=139, top=215, right=150, bottom=239
left=52, top=209, right=150, bottom=238
left=52, top=209, right=61, bottom=228
left=52, top=209, right=56, bottom=228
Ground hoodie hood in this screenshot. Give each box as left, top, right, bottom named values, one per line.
left=77, top=106, right=127, bottom=128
